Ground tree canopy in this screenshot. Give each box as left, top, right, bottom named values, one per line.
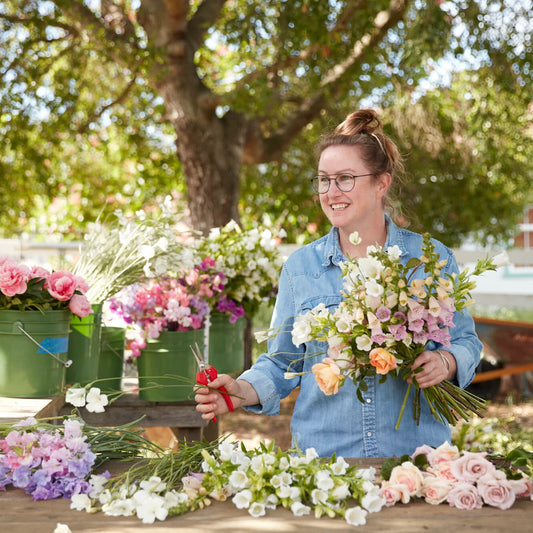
left=0, top=0, right=531, bottom=246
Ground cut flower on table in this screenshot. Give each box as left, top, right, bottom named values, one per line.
left=261, top=232, right=509, bottom=429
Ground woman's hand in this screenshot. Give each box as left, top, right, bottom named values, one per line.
left=194, top=375, right=258, bottom=421
left=407, top=349, right=456, bottom=389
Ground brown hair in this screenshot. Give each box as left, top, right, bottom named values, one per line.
left=318, top=109, right=404, bottom=179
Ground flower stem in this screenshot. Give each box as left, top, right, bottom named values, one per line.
left=395, top=383, right=411, bottom=430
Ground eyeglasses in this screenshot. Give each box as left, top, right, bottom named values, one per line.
left=310, top=173, right=375, bottom=194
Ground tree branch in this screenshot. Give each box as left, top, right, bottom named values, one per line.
left=188, top=0, right=227, bottom=53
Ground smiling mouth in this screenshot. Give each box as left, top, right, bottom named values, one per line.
left=331, top=203, right=349, bottom=211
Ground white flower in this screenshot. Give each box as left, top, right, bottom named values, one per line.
left=331, top=482, right=350, bottom=501
left=102, top=498, right=136, bottom=516
left=140, top=476, right=167, bottom=493
left=65, top=387, right=87, bottom=407
left=88, top=474, right=109, bottom=498
left=54, top=524, right=72, bottom=533
left=356, top=334, right=373, bottom=351
left=349, top=231, right=362, bottom=246
left=387, top=244, right=403, bottom=260
left=361, top=488, right=386, bottom=513
left=365, top=279, right=384, bottom=298
left=291, top=313, right=313, bottom=347
left=291, top=501, right=311, bottom=516
left=133, top=491, right=168, bottom=523
left=344, top=506, right=368, bottom=526
left=218, top=441, right=236, bottom=461
left=156, top=237, right=168, bottom=251
left=248, top=501, right=266, bottom=517
left=311, top=488, right=328, bottom=504
left=491, top=251, right=510, bottom=267
left=331, top=456, right=349, bottom=475
left=357, top=256, right=384, bottom=279
left=315, top=470, right=334, bottom=491
left=356, top=467, right=377, bottom=481
left=70, top=493, right=92, bottom=512
left=232, top=489, right=253, bottom=509
left=229, top=470, right=250, bottom=490
left=85, top=387, right=109, bottom=413
left=139, top=244, right=155, bottom=260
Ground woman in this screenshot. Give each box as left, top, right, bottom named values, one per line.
left=195, top=109, right=482, bottom=457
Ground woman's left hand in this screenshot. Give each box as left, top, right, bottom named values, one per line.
left=407, top=350, right=456, bottom=389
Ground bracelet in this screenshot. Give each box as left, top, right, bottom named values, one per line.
left=436, top=350, right=450, bottom=372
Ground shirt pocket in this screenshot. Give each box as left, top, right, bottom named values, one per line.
left=299, top=294, right=343, bottom=315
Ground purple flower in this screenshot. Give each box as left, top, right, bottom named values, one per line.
left=376, top=306, right=391, bottom=322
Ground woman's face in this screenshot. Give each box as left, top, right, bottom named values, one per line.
left=317, top=144, right=389, bottom=234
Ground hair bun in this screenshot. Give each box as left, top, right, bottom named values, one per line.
left=334, top=109, right=383, bottom=136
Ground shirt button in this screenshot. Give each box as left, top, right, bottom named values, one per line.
left=366, top=398, right=371, bottom=403
left=367, top=431, right=372, bottom=437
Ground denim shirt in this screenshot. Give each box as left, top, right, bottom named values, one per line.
left=238, top=216, right=482, bottom=458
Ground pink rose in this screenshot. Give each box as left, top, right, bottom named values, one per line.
left=477, top=472, right=516, bottom=510
left=411, top=444, right=434, bottom=460
left=428, top=462, right=458, bottom=482
left=379, top=480, right=412, bottom=506
left=0, top=259, right=31, bottom=297
left=30, top=266, right=50, bottom=280
left=449, top=451, right=496, bottom=483
left=508, top=477, right=532, bottom=499
left=44, top=271, right=77, bottom=301
left=389, top=462, right=424, bottom=496
left=421, top=475, right=453, bottom=505
left=447, top=482, right=483, bottom=510
left=74, top=275, right=90, bottom=294
left=69, top=294, right=92, bottom=318
left=427, top=441, right=460, bottom=466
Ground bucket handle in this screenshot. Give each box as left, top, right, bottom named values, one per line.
left=14, top=321, right=72, bottom=368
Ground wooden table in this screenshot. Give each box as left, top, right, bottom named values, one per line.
left=2, top=458, right=532, bottom=533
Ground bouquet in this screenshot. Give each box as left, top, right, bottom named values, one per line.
left=71, top=196, right=195, bottom=304
left=108, top=258, right=245, bottom=358
left=195, top=220, right=285, bottom=317
left=287, top=232, right=509, bottom=429
left=0, top=256, right=91, bottom=317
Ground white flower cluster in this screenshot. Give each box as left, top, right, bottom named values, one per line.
left=65, top=386, right=109, bottom=413
left=196, top=220, right=285, bottom=315
left=68, top=440, right=385, bottom=527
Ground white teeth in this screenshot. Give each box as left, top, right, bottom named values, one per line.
left=331, top=204, right=348, bottom=210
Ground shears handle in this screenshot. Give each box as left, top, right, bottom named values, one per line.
left=196, top=365, right=235, bottom=423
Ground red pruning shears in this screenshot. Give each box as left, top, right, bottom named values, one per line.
left=191, top=343, right=234, bottom=423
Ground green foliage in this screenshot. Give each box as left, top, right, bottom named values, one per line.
left=0, top=0, right=532, bottom=245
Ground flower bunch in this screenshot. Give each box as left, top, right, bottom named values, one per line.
left=287, top=232, right=508, bottom=428
left=72, top=196, right=196, bottom=304
left=69, top=439, right=386, bottom=527
left=0, top=257, right=91, bottom=317
left=379, top=441, right=533, bottom=510
left=0, top=417, right=96, bottom=500
left=195, top=220, right=285, bottom=317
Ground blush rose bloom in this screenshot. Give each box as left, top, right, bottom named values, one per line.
left=449, top=451, right=496, bottom=483
left=312, top=357, right=344, bottom=395
left=0, top=259, right=31, bottom=297
left=69, top=294, right=92, bottom=318
left=388, top=462, right=424, bottom=496
left=369, top=347, right=397, bottom=375
left=447, top=482, right=483, bottom=510
left=427, top=441, right=460, bottom=466
left=421, top=475, right=453, bottom=504
left=379, top=480, right=412, bottom=506
left=508, top=477, right=532, bottom=499
left=477, top=471, right=516, bottom=510
left=45, top=271, right=78, bottom=301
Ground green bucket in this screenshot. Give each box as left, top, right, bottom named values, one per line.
left=137, top=329, right=203, bottom=402
left=66, top=303, right=102, bottom=386
left=98, top=326, right=125, bottom=393
left=0, top=309, right=71, bottom=398
left=208, top=314, right=245, bottom=374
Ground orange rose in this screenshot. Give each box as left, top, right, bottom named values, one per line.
left=369, top=347, right=397, bottom=375
left=312, top=357, right=343, bottom=395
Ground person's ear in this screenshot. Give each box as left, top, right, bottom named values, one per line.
left=376, top=172, right=392, bottom=198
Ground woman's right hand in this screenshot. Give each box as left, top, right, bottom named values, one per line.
left=194, top=374, right=247, bottom=421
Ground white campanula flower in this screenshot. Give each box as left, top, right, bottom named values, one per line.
left=356, top=334, right=373, bottom=351
left=386, top=244, right=403, bottom=260
left=356, top=467, right=377, bottom=481
left=291, top=501, right=311, bottom=516
left=332, top=482, right=351, bottom=501
left=232, top=489, right=253, bottom=509
left=490, top=251, right=509, bottom=268
left=315, top=470, right=334, bottom=491
left=54, top=524, right=72, bottom=533
left=102, top=498, right=136, bottom=516
left=365, top=278, right=384, bottom=298
left=331, top=456, right=349, bottom=475
left=248, top=501, right=266, bottom=517
left=218, top=441, right=236, bottom=462
left=344, top=506, right=368, bottom=526
left=311, top=488, right=328, bottom=504
left=265, top=493, right=279, bottom=509
left=229, top=470, right=250, bottom=490
left=361, top=488, right=386, bottom=513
